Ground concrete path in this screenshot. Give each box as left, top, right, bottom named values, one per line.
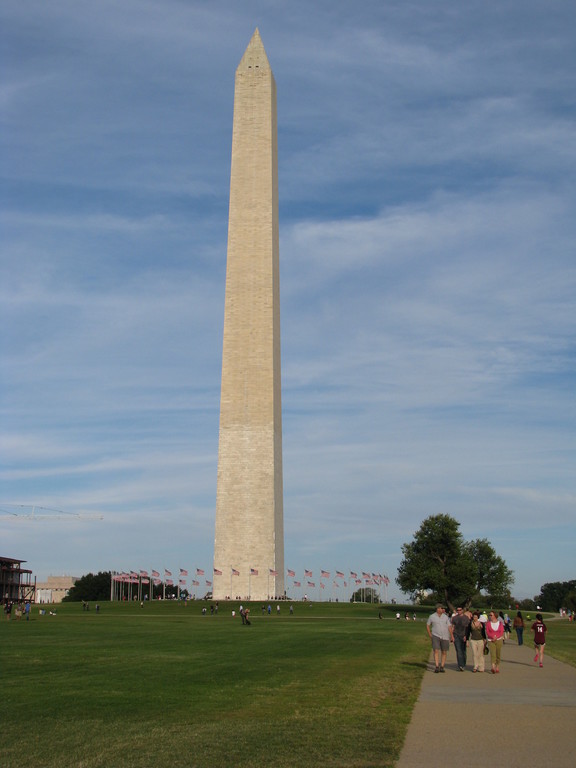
left=396, top=640, right=576, bottom=767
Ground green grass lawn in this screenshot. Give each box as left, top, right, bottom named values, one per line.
left=538, top=618, right=576, bottom=668
left=3, top=602, right=574, bottom=768
left=1, top=601, right=430, bottom=768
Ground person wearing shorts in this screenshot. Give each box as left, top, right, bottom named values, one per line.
left=426, top=604, right=454, bottom=672
left=531, top=613, right=547, bottom=667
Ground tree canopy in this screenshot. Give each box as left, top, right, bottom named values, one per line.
left=350, top=587, right=380, bottom=604
left=63, top=571, right=111, bottom=602
left=535, top=580, right=576, bottom=612
left=396, top=514, right=514, bottom=611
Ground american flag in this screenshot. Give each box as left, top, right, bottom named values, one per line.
left=206, top=580, right=212, bottom=586
left=152, top=570, right=160, bottom=577
left=336, top=571, right=344, bottom=578
left=307, top=581, right=315, bottom=588
left=165, top=579, right=173, bottom=586
left=287, top=569, right=295, bottom=577
left=383, top=575, right=390, bottom=586
left=350, top=571, right=357, bottom=579
left=305, top=569, right=313, bottom=578
left=196, top=568, right=205, bottom=576
left=139, top=570, right=148, bottom=578
left=250, top=568, right=258, bottom=576
left=213, top=568, right=222, bottom=576
left=232, top=568, right=240, bottom=576
left=179, top=579, right=186, bottom=585
left=362, top=572, right=370, bottom=579
left=165, top=569, right=172, bottom=577
left=269, top=569, right=278, bottom=576
left=192, top=580, right=199, bottom=586
left=320, top=583, right=325, bottom=589
left=321, top=570, right=330, bottom=578
left=180, top=568, right=188, bottom=576
left=293, top=581, right=301, bottom=587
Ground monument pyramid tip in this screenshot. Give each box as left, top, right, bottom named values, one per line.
left=238, top=27, right=271, bottom=71
left=249, top=27, right=264, bottom=48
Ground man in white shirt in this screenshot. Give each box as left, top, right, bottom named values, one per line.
left=426, top=604, right=454, bottom=673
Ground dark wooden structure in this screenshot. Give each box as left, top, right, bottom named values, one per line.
left=1, top=556, right=35, bottom=605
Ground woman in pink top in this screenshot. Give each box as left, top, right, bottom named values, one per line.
left=485, top=610, right=505, bottom=673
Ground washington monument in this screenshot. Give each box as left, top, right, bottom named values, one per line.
left=213, top=29, right=284, bottom=601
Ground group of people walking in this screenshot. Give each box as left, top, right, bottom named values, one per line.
left=3, top=600, right=32, bottom=620
left=427, top=604, right=548, bottom=674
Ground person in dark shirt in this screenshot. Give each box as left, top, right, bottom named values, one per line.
left=469, top=611, right=486, bottom=673
left=531, top=613, right=547, bottom=667
left=451, top=606, right=471, bottom=671
left=512, top=611, right=525, bottom=645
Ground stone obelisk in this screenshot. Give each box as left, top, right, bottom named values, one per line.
left=213, top=29, right=284, bottom=601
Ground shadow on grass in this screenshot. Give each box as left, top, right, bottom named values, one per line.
left=400, top=661, right=429, bottom=670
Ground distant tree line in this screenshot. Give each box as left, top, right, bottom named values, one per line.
left=63, top=572, right=189, bottom=602
left=350, top=587, right=380, bottom=603
left=535, top=580, right=576, bottom=612
left=63, top=571, right=111, bottom=602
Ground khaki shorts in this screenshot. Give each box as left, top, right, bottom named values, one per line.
left=431, top=635, right=450, bottom=652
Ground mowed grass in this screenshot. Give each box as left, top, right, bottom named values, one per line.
left=540, top=618, right=576, bottom=668
left=1, top=601, right=430, bottom=768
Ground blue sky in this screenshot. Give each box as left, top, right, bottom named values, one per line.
left=1, top=0, right=575, bottom=601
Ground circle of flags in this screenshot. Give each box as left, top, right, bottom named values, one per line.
left=111, top=567, right=390, bottom=600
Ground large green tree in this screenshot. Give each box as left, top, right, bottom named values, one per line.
left=465, top=538, right=514, bottom=604
left=396, top=514, right=514, bottom=612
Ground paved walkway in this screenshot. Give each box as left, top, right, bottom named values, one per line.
left=396, top=640, right=576, bottom=767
